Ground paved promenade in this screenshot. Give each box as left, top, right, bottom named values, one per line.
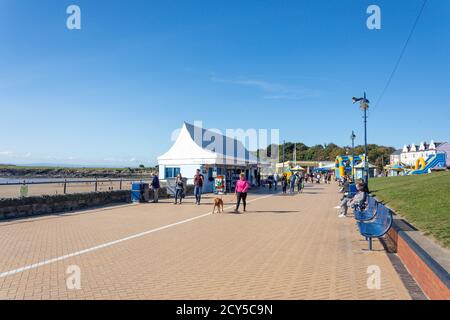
left=0, top=183, right=411, bottom=300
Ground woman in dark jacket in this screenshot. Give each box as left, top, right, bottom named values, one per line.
left=174, top=173, right=184, bottom=204
left=150, top=174, right=160, bottom=203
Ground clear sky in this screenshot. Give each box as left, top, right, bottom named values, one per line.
left=1, top=0, right=449, bottom=166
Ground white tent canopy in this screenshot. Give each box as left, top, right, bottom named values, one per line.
left=354, top=161, right=377, bottom=169
left=319, top=163, right=336, bottom=169
left=157, top=122, right=264, bottom=167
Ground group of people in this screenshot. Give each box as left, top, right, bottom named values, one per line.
left=280, top=172, right=305, bottom=194
left=148, top=168, right=205, bottom=205
left=149, top=169, right=249, bottom=213
left=304, top=172, right=332, bottom=184
left=151, top=168, right=368, bottom=219
left=171, top=169, right=205, bottom=205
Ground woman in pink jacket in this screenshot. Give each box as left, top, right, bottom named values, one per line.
left=234, top=173, right=249, bottom=213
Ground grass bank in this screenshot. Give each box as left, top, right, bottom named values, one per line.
left=369, top=171, right=450, bottom=248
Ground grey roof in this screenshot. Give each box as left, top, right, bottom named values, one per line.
left=184, top=122, right=256, bottom=161
left=403, top=141, right=447, bottom=152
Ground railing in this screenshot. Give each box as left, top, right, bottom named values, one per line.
left=0, top=178, right=167, bottom=199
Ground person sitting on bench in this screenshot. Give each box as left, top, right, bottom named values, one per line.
left=337, top=181, right=367, bottom=218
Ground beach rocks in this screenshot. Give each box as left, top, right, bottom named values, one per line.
left=0, top=191, right=131, bottom=220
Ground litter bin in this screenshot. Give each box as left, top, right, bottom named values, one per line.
left=131, top=182, right=150, bottom=203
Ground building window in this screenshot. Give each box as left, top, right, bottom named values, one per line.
left=208, top=167, right=213, bottom=179
left=165, top=167, right=180, bottom=178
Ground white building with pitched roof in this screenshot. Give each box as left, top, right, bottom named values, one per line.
left=157, top=122, right=267, bottom=192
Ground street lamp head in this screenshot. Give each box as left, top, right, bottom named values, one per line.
left=352, top=96, right=370, bottom=110
left=351, top=97, right=362, bottom=104
left=360, top=101, right=369, bottom=110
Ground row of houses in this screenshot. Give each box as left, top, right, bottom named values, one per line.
left=390, top=140, right=450, bottom=167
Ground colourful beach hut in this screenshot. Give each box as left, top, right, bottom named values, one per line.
left=354, top=161, right=377, bottom=179
left=389, top=163, right=406, bottom=176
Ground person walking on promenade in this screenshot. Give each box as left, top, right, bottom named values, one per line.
left=281, top=174, right=287, bottom=194
left=174, top=173, right=184, bottom=205
left=296, top=173, right=303, bottom=193
left=150, top=174, right=160, bottom=203
left=193, top=169, right=204, bottom=205
left=234, top=173, right=249, bottom=213
left=339, top=175, right=347, bottom=192
left=289, top=173, right=296, bottom=193
left=337, top=181, right=367, bottom=218
left=273, top=172, right=278, bottom=190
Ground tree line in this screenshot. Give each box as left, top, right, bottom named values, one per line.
left=258, top=142, right=395, bottom=170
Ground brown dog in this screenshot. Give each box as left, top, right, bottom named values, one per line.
left=213, top=197, right=224, bottom=213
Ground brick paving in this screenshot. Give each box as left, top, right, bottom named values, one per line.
left=0, top=183, right=411, bottom=300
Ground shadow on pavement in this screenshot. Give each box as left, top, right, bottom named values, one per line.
left=246, top=210, right=300, bottom=214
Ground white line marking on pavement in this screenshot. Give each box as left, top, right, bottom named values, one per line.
left=0, top=193, right=274, bottom=279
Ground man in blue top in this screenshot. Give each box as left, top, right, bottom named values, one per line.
left=289, top=173, right=296, bottom=193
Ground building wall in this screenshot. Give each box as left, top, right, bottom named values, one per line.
left=437, top=143, right=450, bottom=167
left=390, top=154, right=400, bottom=165
left=400, top=150, right=437, bottom=166
left=158, top=164, right=166, bottom=179
left=159, top=164, right=201, bottom=179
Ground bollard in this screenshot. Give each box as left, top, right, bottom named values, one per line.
left=119, top=179, right=122, bottom=190
left=95, top=179, right=98, bottom=192
left=64, top=179, right=67, bottom=194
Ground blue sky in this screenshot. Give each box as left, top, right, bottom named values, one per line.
left=1, top=0, right=449, bottom=166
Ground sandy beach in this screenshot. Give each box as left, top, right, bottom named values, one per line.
left=0, top=180, right=135, bottom=199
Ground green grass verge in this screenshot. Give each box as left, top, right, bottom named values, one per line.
left=369, top=171, right=450, bottom=248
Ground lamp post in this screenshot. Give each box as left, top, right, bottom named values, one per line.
left=350, top=131, right=356, bottom=182
left=293, top=143, right=296, bottom=165
left=352, top=92, right=370, bottom=185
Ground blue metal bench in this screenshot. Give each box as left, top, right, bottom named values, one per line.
left=357, top=203, right=393, bottom=250
left=354, top=196, right=377, bottom=221
left=345, top=183, right=357, bottom=198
